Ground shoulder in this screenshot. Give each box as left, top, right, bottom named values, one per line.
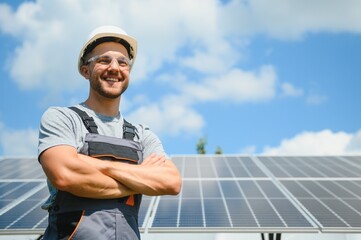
left=38, top=106, right=85, bottom=157
left=136, top=124, right=165, bottom=146
left=131, top=123, right=151, bottom=138
left=121, top=119, right=167, bottom=158
left=42, top=106, right=78, bottom=119
left=123, top=121, right=157, bottom=141
left=40, top=106, right=83, bottom=127
left=134, top=123, right=150, bottom=132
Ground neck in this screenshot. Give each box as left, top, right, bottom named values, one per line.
left=84, top=95, right=121, bottom=117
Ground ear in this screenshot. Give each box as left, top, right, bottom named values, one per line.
left=80, top=65, right=90, bottom=79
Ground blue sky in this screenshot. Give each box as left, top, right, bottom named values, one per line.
left=0, top=0, right=361, bottom=157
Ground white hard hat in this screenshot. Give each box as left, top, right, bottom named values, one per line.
left=78, top=25, right=137, bottom=73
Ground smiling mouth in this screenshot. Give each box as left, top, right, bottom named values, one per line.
left=104, top=77, right=121, bottom=82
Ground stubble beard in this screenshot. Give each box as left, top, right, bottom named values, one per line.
left=90, top=78, right=128, bottom=99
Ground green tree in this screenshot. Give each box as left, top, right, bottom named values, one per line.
left=196, top=137, right=207, bottom=154
left=214, top=146, right=223, bottom=155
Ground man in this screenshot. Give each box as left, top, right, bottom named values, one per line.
left=38, top=25, right=182, bottom=240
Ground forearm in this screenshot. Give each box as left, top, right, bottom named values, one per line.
left=40, top=146, right=136, bottom=199
left=98, top=155, right=182, bottom=196
left=64, top=171, right=135, bottom=199
left=74, top=154, right=137, bottom=198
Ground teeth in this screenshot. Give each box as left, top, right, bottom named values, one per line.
left=106, top=78, right=118, bottom=82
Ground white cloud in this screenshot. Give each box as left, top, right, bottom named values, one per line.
left=306, top=93, right=328, bottom=105
left=181, top=65, right=277, bottom=103
left=220, top=0, right=361, bottom=40
left=0, top=123, right=38, bottom=156
left=2, top=0, right=360, bottom=93
left=281, top=82, right=303, bottom=97
left=126, top=96, right=205, bottom=136
left=0, top=0, right=232, bottom=92
left=180, top=40, right=240, bottom=74
left=130, top=65, right=278, bottom=136
left=262, top=129, right=361, bottom=155
left=346, top=130, right=361, bottom=153
left=239, top=145, right=257, bottom=155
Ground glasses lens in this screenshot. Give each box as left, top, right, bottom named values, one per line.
left=116, top=57, right=130, bottom=68
left=96, top=56, right=112, bottom=65
left=87, top=55, right=131, bottom=69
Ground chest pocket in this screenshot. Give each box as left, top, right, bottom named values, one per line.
left=69, top=106, right=143, bottom=164
left=84, top=133, right=142, bottom=164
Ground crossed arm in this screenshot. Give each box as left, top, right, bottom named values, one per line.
left=40, top=145, right=182, bottom=199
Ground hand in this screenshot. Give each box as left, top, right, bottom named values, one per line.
left=142, top=153, right=166, bottom=166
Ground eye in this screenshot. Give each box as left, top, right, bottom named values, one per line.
left=96, top=56, right=112, bottom=65
left=117, top=58, right=129, bottom=67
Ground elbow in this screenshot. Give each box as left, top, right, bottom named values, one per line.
left=169, top=183, right=182, bottom=196
left=51, top=178, right=69, bottom=191
left=49, top=171, right=76, bottom=191
left=166, top=174, right=182, bottom=195
left=149, top=173, right=182, bottom=196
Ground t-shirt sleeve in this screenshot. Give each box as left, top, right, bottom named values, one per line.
left=138, top=124, right=168, bottom=159
left=38, top=107, right=78, bottom=159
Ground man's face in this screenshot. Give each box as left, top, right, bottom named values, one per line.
left=82, top=42, right=131, bottom=99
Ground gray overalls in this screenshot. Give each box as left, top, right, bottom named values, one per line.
left=42, top=107, right=143, bottom=240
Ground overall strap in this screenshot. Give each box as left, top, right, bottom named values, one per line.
left=69, top=107, right=99, bottom=134
left=123, top=119, right=136, bottom=140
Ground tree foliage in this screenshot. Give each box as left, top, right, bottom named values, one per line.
left=196, top=137, right=207, bottom=154
left=215, top=146, right=223, bottom=155
left=196, top=137, right=223, bottom=155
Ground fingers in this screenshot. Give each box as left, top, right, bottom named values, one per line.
left=142, top=153, right=167, bottom=166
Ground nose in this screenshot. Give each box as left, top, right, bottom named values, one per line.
left=107, top=58, right=120, bottom=71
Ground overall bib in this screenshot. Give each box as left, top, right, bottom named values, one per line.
left=43, top=107, right=143, bottom=240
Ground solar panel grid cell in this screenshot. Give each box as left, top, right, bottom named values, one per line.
left=278, top=157, right=307, bottom=178
left=179, top=199, right=204, bottom=227
left=322, top=199, right=361, bottom=228
left=258, top=157, right=290, bottom=178
left=280, top=181, right=313, bottom=198
left=223, top=157, right=248, bottom=178
left=0, top=182, right=40, bottom=200
left=6, top=200, right=45, bottom=229
left=225, top=198, right=258, bottom=227
left=220, top=181, right=243, bottom=198
left=238, top=157, right=267, bottom=178
left=315, top=157, right=354, bottom=178
left=257, top=181, right=285, bottom=198
left=338, top=181, right=361, bottom=197
left=344, top=200, right=361, bottom=216
left=213, top=158, right=232, bottom=178
left=270, top=199, right=312, bottom=227
left=151, top=198, right=179, bottom=227
left=239, top=181, right=264, bottom=198
left=300, top=181, right=334, bottom=198
left=204, top=199, right=230, bottom=227
left=299, top=199, right=348, bottom=228
left=0, top=158, right=44, bottom=179
left=249, top=199, right=284, bottom=227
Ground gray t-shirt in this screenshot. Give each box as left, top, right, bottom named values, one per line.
left=38, top=103, right=166, bottom=209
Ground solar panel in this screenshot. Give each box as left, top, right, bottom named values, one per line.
left=0, top=158, right=47, bottom=234
left=258, top=156, right=361, bottom=232
left=1, top=155, right=361, bottom=236
left=146, top=156, right=317, bottom=233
